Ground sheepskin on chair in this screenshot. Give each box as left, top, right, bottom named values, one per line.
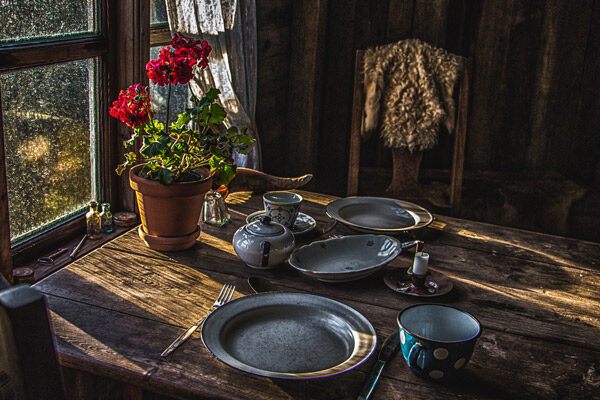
left=362, top=39, right=463, bottom=151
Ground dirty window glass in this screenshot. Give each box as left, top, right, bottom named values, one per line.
left=0, top=0, right=97, bottom=44
left=151, top=0, right=168, bottom=25
left=1, top=59, right=98, bottom=242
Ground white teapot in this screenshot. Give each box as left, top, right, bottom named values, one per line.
left=232, top=216, right=295, bottom=269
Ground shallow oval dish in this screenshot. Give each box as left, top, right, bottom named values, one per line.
left=201, top=292, right=377, bottom=379
left=326, top=197, right=433, bottom=234
left=289, top=235, right=402, bottom=282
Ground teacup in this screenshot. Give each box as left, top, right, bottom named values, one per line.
left=263, top=192, right=303, bottom=228
left=397, top=304, right=481, bottom=381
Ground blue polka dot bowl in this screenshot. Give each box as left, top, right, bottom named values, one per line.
left=397, top=304, right=481, bottom=381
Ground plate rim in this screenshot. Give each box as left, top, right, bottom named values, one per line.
left=288, top=234, right=401, bottom=278
left=325, top=196, right=433, bottom=233
left=200, top=292, right=377, bottom=379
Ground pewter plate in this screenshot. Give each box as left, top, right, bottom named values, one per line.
left=246, top=210, right=317, bottom=235
left=288, top=235, right=401, bottom=282
left=201, top=292, right=377, bottom=379
left=326, top=197, right=433, bottom=234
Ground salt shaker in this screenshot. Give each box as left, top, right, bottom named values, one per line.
left=86, top=201, right=102, bottom=239
left=202, top=190, right=230, bottom=226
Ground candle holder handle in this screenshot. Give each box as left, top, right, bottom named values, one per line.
left=400, top=240, right=424, bottom=252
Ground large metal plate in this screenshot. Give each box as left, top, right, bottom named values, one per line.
left=288, top=235, right=401, bottom=282
left=201, top=292, right=377, bottom=379
left=326, top=197, right=433, bottom=234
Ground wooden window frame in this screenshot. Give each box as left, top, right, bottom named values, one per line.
left=0, top=0, right=151, bottom=283
left=151, top=23, right=172, bottom=47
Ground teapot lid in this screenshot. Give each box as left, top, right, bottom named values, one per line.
left=245, top=216, right=284, bottom=236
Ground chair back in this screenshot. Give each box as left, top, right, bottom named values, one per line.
left=0, top=285, right=65, bottom=400
left=347, top=48, right=470, bottom=216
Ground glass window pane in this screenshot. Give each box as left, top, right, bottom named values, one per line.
left=0, top=0, right=97, bottom=44
left=149, top=46, right=191, bottom=124
left=151, top=0, right=168, bottom=24
left=1, top=59, right=98, bottom=242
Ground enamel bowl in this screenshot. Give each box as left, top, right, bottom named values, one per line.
left=288, top=235, right=401, bottom=282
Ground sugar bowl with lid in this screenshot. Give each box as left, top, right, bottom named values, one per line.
left=233, top=216, right=295, bottom=269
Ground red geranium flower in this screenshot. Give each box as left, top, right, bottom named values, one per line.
left=146, top=46, right=195, bottom=86
left=170, top=33, right=211, bottom=68
left=109, top=84, right=153, bottom=129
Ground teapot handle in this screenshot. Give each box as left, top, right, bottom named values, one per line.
left=260, top=241, right=271, bottom=267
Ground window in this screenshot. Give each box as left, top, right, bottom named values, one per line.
left=1, top=61, right=98, bottom=241
left=0, top=0, right=97, bottom=44
left=0, top=1, right=103, bottom=245
left=151, top=0, right=168, bottom=25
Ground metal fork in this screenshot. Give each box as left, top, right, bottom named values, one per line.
left=160, top=283, right=236, bottom=358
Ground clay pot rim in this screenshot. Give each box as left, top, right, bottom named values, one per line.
left=129, top=164, right=213, bottom=198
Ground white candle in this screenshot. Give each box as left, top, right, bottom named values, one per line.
left=412, top=252, right=429, bottom=276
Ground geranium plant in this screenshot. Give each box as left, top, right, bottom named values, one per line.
left=110, top=33, right=255, bottom=186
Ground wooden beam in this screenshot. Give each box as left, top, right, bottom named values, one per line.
left=346, top=50, right=364, bottom=196
left=0, top=84, right=12, bottom=283
left=109, top=0, right=150, bottom=212
left=150, top=25, right=172, bottom=46
left=450, top=61, right=470, bottom=216
left=0, top=37, right=108, bottom=73
left=285, top=0, right=328, bottom=180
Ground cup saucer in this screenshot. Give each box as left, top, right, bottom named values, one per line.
left=246, top=210, right=317, bottom=235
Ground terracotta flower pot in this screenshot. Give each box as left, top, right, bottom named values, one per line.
left=129, top=164, right=212, bottom=251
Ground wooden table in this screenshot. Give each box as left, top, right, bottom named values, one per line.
left=34, top=190, right=600, bottom=399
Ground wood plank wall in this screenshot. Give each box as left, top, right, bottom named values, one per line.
left=255, top=0, right=293, bottom=175
left=255, top=0, right=600, bottom=196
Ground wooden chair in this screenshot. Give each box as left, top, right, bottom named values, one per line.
left=0, top=284, right=66, bottom=400
left=347, top=49, right=470, bottom=216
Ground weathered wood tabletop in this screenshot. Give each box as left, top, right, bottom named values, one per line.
left=34, top=190, right=600, bottom=399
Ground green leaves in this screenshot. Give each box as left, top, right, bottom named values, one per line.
left=115, top=152, right=137, bottom=176
left=117, top=84, right=256, bottom=186
left=207, top=103, right=227, bottom=125
left=189, top=98, right=226, bottom=126
left=145, top=120, right=164, bottom=134
left=205, top=87, right=220, bottom=101
left=140, top=134, right=170, bottom=158
left=209, top=155, right=237, bottom=187
left=155, top=167, right=174, bottom=185
left=226, top=126, right=255, bottom=155
left=172, top=112, right=191, bottom=129
left=139, top=161, right=174, bottom=185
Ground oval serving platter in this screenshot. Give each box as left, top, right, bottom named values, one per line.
left=288, top=235, right=402, bottom=282
left=326, top=197, right=433, bottom=234
left=201, top=292, right=377, bottom=379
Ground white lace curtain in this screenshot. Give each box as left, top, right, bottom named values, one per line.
left=165, top=0, right=262, bottom=169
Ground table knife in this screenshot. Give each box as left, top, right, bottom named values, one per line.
left=357, top=332, right=401, bottom=400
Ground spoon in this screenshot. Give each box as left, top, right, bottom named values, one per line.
left=247, top=276, right=279, bottom=294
